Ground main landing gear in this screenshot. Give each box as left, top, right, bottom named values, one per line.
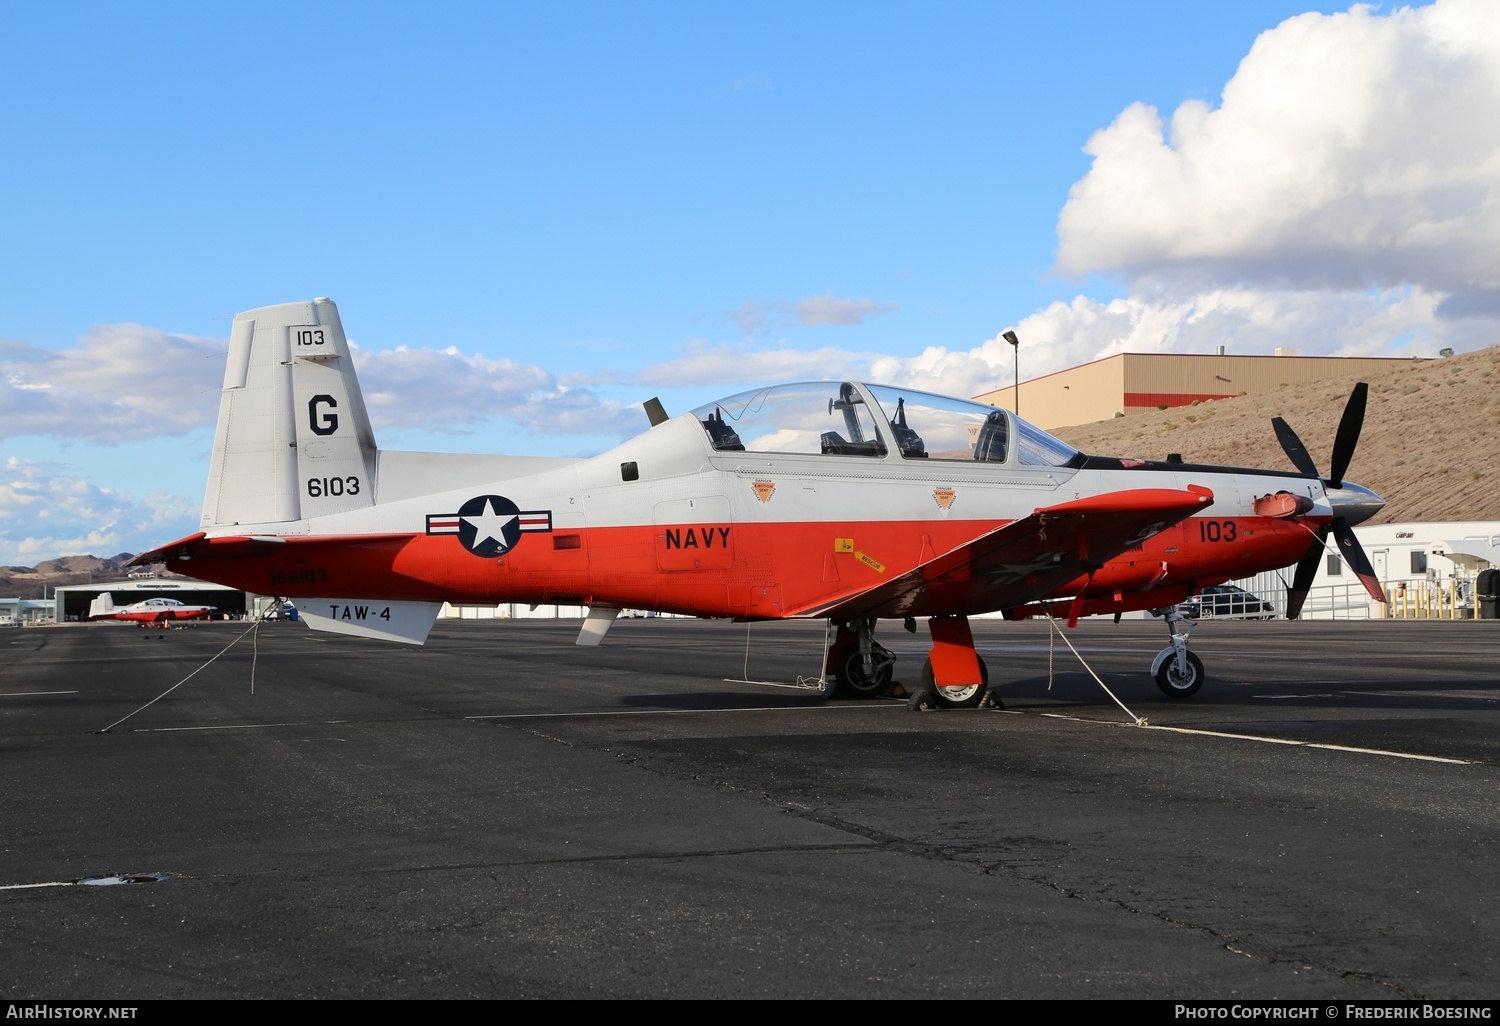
left=829, top=618, right=896, bottom=698
left=1150, top=605, right=1205, bottom=698
left=827, top=616, right=995, bottom=708
left=918, top=615, right=992, bottom=709
left=825, top=615, right=1004, bottom=709
left=827, top=616, right=995, bottom=707
left=919, top=651, right=990, bottom=708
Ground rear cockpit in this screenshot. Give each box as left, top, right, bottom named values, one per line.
left=690, top=382, right=1082, bottom=468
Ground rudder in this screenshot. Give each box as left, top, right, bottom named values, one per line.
left=202, top=298, right=378, bottom=527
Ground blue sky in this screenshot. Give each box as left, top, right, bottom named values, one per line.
left=3, top=1, right=1497, bottom=563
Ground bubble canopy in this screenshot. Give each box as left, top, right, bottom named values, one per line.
left=689, top=382, right=1082, bottom=468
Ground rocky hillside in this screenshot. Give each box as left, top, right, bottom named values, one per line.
left=0, top=554, right=178, bottom=595
left=1054, top=345, right=1500, bottom=525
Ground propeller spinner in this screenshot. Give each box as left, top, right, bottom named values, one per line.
left=1272, top=383, right=1386, bottom=619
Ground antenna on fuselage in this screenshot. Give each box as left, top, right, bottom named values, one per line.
left=643, top=397, right=669, bottom=427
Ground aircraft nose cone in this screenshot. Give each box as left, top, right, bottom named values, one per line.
left=1326, top=480, right=1384, bottom=526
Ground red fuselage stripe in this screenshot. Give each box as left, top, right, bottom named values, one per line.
left=179, top=516, right=1320, bottom=620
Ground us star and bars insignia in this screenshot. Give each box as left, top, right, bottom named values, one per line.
left=426, top=494, right=553, bottom=558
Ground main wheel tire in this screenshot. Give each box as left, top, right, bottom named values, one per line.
left=921, top=655, right=989, bottom=709
left=1155, top=650, right=1205, bottom=698
left=835, top=644, right=894, bottom=699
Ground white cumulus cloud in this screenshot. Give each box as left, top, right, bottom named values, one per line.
left=872, top=285, right=1467, bottom=398
left=350, top=343, right=641, bottom=439
left=636, top=339, right=875, bottom=389
left=0, top=455, right=199, bottom=564
left=0, top=325, right=225, bottom=442
left=0, top=325, right=643, bottom=446
left=1056, top=0, right=1500, bottom=318
left=728, top=293, right=898, bottom=334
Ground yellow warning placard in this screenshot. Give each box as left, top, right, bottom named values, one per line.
left=854, top=550, right=887, bottom=573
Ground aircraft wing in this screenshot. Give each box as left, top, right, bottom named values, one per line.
left=795, top=486, right=1213, bottom=621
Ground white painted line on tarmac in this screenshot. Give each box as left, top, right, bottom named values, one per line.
left=1038, top=712, right=1471, bottom=764
left=0, top=881, right=74, bottom=891
left=135, top=720, right=348, bottom=732
left=468, top=704, right=904, bottom=721
left=1301, top=741, right=1470, bottom=763
left=1365, top=689, right=1500, bottom=702
left=0, top=690, right=79, bottom=697
left=1252, top=694, right=1342, bottom=699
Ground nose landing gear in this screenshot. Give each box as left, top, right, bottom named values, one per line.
left=1150, top=606, right=1205, bottom=698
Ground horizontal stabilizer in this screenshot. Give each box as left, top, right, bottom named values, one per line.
left=129, top=530, right=414, bottom=567
left=298, top=599, right=441, bottom=645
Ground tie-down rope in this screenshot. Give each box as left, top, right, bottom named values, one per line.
left=97, top=620, right=261, bottom=734
left=1041, top=610, right=1146, bottom=726
left=723, top=619, right=833, bottom=692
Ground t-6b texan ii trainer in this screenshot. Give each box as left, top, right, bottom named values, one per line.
left=88, top=594, right=217, bottom=624
left=133, top=299, right=1386, bottom=705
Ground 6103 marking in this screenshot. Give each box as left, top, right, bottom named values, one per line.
left=307, top=477, right=360, bottom=498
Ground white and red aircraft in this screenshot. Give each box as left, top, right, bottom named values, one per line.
left=88, top=594, right=217, bottom=624
left=133, top=298, right=1386, bottom=704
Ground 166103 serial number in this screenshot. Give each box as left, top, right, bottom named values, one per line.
left=270, top=568, right=328, bottom=586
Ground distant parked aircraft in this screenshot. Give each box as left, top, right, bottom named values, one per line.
left=88, top=594, right=217, bottom=624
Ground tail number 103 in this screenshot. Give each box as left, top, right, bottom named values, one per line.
left=1197, top=520, right=1238, bottom=543
left=308, top=476, right=360, bottom=498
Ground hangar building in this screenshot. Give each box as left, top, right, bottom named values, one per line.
left=975, top=351, right=1408, bottom=430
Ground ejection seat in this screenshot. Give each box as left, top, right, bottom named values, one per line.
left=701, top=408, right=745, bottom=451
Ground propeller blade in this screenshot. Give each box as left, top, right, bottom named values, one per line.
left=1332, top=517, right=1386, bottom=604
left=1272, top=416, right=1320, bottom=478
left=1284, top=527, right=1329, bottom=620
left=1327, top=383, right=1368, bottom=489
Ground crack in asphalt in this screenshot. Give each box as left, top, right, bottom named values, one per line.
left=504, top=719, right=1427, bottom=998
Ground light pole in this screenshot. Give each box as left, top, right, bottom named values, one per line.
left=1002, top=330, right=1019, bottom=415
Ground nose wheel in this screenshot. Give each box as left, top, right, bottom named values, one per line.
left=1150, top=606, right=1206, bottom=698
left=1154, top=650, right=1204, bottom=697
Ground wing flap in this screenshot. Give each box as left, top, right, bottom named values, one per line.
left=797, top=486, right=1213, bottom=621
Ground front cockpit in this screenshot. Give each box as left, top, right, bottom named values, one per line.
left=689, top=381, right=1084, bottom=469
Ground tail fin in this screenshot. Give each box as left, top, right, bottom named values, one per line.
left=88, top=593, right=116, bottom=619
left=202, top=298, right=378, bottom=527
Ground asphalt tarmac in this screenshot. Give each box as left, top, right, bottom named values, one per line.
left=2, top=615, right=1498, bottom=999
